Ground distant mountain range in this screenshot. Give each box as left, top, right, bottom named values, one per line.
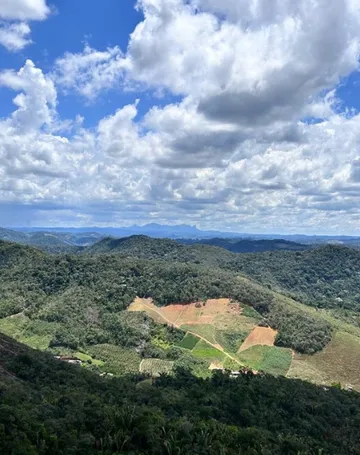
left=0, top=227, right=103, bottom=253
left=9, top=223, right=360, bottom=244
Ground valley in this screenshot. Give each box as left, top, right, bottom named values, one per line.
left=1, top=234, right=360, bottom=453
left=0, top=235, right=359, bottom=390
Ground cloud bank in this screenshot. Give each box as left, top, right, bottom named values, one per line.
left=1, top=0, right=360, bottom=233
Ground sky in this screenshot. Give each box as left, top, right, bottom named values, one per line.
left=0, top=0, right=360, bottom=234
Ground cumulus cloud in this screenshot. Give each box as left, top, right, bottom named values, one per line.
left=0, top=0, right=50, bottom=21
left=127, top=0, right=360, bottom=125
left=53, top=45, right=129, bottom=99
left=0, top=60, right=57, bottom=130
left=0, top=0, right=50, bottom=51
left=0, top=21, right=32, bottom=51
left=2, top=1, right=360, bottom=232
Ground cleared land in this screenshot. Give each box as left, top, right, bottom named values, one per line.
left=287, top=331, right=360, bottom=391
left=238, top=345, right=293, bottom=376
left=129, top=297, right=295, bottom=377
left=239, top=327, right=278, bottom=352
left=129, top=297, right=240, bottom=326
left=175, top=332, right=199, bottom=350
left=129, top=297, right=251, bottom=368
left=192, top=340, right=225, bottom=363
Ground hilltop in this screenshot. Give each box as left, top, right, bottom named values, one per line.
left=179, top=237, right=309, bottom=253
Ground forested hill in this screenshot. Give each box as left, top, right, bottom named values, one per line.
left=87, top=237, right=360, bottom=313
left=0, top=239, right=332, bottom=356
left=233, top=244, right=360, bottom=313
left=1, top=333, right=360, bottom=454
left=179, top=237, right=309, bottom=253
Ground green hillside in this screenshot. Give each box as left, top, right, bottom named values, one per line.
left=89, top=237, right=360, bottom=317
left=180, top=237, right=309, bottom=253
left=1, top=238, right=360, bottom=388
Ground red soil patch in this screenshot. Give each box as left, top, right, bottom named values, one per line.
left=239, top=327, right=278, bottom=352
left=128, top=297, right=239, bottom=326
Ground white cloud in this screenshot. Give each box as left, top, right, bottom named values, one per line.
left=0, top=0, right=50, bottom=21
left=0, top=60, right=57, bottom=131
left=127, top=0, right=360, bottom=126
left=2, top=1, right=360, bottom=232
left=0, top=0, right=50, bottom=50
left=0, top=21, right=31, bottom=51
left=53, top=45, right=129, bottom=99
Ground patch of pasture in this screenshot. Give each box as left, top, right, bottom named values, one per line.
left=289, top=331, right=360, bottom=391
left=175, top=332, right=200, bottom=350
left=238, top=345, right=292, bottom=376
left=192, top=339, right=225, bottom=363
left=88, top=344, right=141, bottom=376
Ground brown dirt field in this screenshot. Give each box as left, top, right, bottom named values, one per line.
left=128, top=298, right=248, bottom=368
left=128, top=297, right=237, bottom=326
left=239, top=327, right=278, bottom=352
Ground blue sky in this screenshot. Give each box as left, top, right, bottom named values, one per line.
left=0, top=1, right=146, bottom=126
left=0, top=0, right=360, bottom=234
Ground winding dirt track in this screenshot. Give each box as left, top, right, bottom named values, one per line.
left=137, top=300, right=243, bottom=366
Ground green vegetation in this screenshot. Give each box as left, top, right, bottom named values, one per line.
left=241, top=305, right=263, bottom=320
left=216, top=330, right=249, bottom=353
left=192, top=340, right=225, bottom=362
left=1, top=333, right=360, bottom=454
left=0, top=239, right=333, bottom=358
left=1, top=237, right=360, bottom=389
left=87, top=344, right=141, bottom=375
left=175, top=332, right=200, bottom=350
left=140, top=358, right=174, bottom=376
left=238, top=346, right=293, bottom=376
left=181, top=324, right=218, bottom=345
left=180, top=237, right=308, bottom=253
left=233, top=245, right=360, bottom=314
left=289, top=332, right=360, bottom=390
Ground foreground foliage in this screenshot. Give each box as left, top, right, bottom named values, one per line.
left=1, top=334, right=360, bottom=455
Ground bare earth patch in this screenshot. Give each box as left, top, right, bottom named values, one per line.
left=128, top=297, right=238, bottom=326
left=239, top=327, right=278, bottom=352
left=128, top=297, right=245, bottom=368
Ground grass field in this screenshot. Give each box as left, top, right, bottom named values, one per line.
left=238, top=345, right=293, bottom=376
left=288, top=331, right=360, bottom=390
left=192, top=339, right=225, bottom=363
left=175, top=332, right=200, bottom=350
left=0, top=315, right=55, bottom=350
left=140, top=359, right=174, bottom=376
left=180, top=324, right=218, bottom=345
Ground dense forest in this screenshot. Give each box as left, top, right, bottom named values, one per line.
left=179, top=237, right=309, bottom=253
left=89, top=236, right=360, bottom=315
left=1, top=333, right=360, bottom=455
